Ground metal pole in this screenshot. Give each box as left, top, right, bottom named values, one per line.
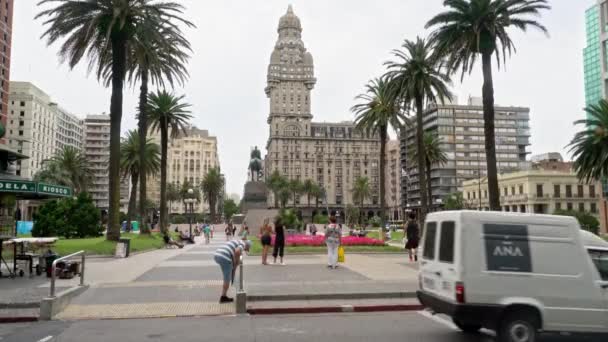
left=189, top=202, right=193, bottom=239
left=478, top=153, right=482, bottom=211
left=239, top=255, right=244, bottom=291
left=49, top=251, right=85, bottom=298
left=80, top=253, right=85, bottom=286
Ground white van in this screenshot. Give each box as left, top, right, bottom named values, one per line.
left=417, top=210, right=608, bottom=342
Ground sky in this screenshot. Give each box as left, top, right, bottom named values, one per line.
left=11, top=0, right=592, bottom=196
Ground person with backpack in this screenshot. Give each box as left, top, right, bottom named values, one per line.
left=405, top=213, right=420, bottom=262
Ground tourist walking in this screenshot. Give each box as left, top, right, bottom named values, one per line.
left=405, top=213, right=420, bottom=262
left=213, top=239, right=252, bottom=303
left=260, top=218, right=272, bottom=265
left=239, top=224, right=250, bottom=240
left=203, top=223, right=211, bottom=244
left=225, top=223, right=233, bottom=241
left=325, top=216, right=342, bottom=269
left=273, top=218, right=285, bottom=265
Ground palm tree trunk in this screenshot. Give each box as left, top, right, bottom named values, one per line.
left=379, top=126, right=387, bottom=227
left=126, top=172, right=139, bottom=232
left=159, top=120, right=169, bottom=234
left=138, top=66, right=150, bottom=234
left=482, top=52, right=500, bottom=211
left=107, top=35, right=127, bottom=242
left=273, top=190, right=279, bottom=208
left=210, top=199, right=216, bottom=223
left=415, top=96, right=428, bottom=225
left=426, top=158, right=432, bottom=211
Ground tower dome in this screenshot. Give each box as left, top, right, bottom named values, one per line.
left=278, top=5, right=301, bottom=31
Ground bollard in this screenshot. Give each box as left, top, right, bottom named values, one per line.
left=235, top=255, right=247, bottom=314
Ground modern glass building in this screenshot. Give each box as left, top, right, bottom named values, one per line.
left=584, top=4, right=602, bottom=109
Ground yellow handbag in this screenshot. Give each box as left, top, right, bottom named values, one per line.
left=338, top=246, right=345, bottom=263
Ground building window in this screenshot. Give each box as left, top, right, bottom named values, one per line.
left=566, top=185, right=572, bottom=198
left=536, top=184, right=543, bottom=197
left=511, top=187, right=515, bottom=196
left=578, top=203, right=585, bottom=212
left=20, top=111, right=24, bottom=117
left=591, top=202, right=597, bottom=213
left=503, top=187, right=507, bottom=196
left=555, top=202, right=561, bottom=211
left=590, top=185, right=596, bottom=198
left=20, top=101, right=25, bottom=107
left=519, top=185, right=523, bottom=195
left=577, top=185, right=584, bottom=198
left=567, top=202, right=573, bottom=211
left=553, top=184, right=560, bottom=198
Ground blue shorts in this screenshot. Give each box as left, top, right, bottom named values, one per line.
left=214, top=255, right=233, bottom=283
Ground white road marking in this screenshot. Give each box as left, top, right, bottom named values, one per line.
left=417, top=310, right=459, bottom=330
left=37, top=336, right=53, bottom=342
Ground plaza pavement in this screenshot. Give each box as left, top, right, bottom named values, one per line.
left=45, top=230, right=420, bottom=320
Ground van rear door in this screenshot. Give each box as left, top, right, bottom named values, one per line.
left=588, top=248, right=608, bottom=329
left=420, top=220, right=460, bottom=302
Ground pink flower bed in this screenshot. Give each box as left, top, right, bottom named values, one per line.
left=264, top=234, right=385, bottom=247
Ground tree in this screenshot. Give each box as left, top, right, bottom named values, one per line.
left=554, top=210, right=600, bottom=235
left=268, top=170, right=287, bottom=208
left=352, top=176, right=371, bottom=215
left=37, top=0, right=190, bottom=241
left=352, top=77, right=405, bottom=226
left=288, top=179, right=303, bottom=209
left=443, top=192, right=467, bottom=210
left=409, top=132, right=448, bottom=203
left=345, top=205, right=360, bottom=227
left=34, top=146, right=92, bottom=194
left=148, top=90, right=192, bottom=233
left=223, top=199, right=239, bottom=221
left=166, top=182, right=181, bottom=215
left=385, top=37, right=452, bottom=223
left=32, top=192, right=102, bottom=239
left=426, top=0, right=550, bottom=210
left=569, top=100, right=608, bottom=183
left=310, top=184, right=325, bottom=209
left=120, top=130, right=160, bottom=232
left=302, top=179, right=316, bottom=210
left=278, top=187, right=291, bottom=209
left=201, top=167, right=224, bottom=223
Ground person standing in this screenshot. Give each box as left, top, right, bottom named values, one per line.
left=260, top=218, right=272, bottom=265
left=213, top=239, right=252, bottom=303
left=272, top=218, right=285, bottom=265
left=225, top=223, right=232, bottom=241
left=324, top=216, right=342, bottom=269
left=405, top=213, right=420, bottom=262
left=239, top=224, right=250, bottom=240
left=203, top=223, right=211, bottom=244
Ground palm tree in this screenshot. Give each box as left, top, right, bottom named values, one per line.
left=278, top=187, right=291, bottom=209
left=352, top=77, right=405, bottom=226
left=268, top=170, right=287, bottom=208
left=426, top=0, right=550, bottom=210
left=37, top=0, right=190, bottom=241
left=34, top=146, right=92, bottom=194
left=166, top=182, right=181, bottom=216
left=120, top=130, right=160, bottom=231
left=352, top=176, right=371, bottom=218
left=148, top=91, right=192, bottom=233
left=409, top=132, right=448, bottom=204
left=385, top=37, right=452, bottom=223
left=288, top=179, right=303, bottom=209
left=302, top=179, right=316, bottom=210
left=311, top=184, right=324, bottom=210
left=569, top=100, right=608, bottom=183
left=201, top=168, right=224, bottom=223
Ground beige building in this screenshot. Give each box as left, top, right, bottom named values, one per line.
left=84, top=114, right=129, bottom=212
left=147, top=127, right=220, bottom=215
left=7, top=82, right=83, bottom=179
left=263, top=6, right=381, bottom=220
left=385, top=140, right=401, bottom=222
left=462, top=170, right=606, bottom=234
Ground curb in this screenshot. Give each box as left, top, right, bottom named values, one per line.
left=0, top=316, right=38, bottom=324
left=247, top=303, right=424, bottom=315
left=248, top=292, right=417, bottom=302
left=0, top=302, right=40, bottom=309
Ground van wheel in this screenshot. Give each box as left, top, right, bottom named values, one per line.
left=453, top=319, right=481, bottom=333
left=498, top=311, right=539, bottom=342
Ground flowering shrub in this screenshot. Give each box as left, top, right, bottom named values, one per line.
left=263, top=234, right=385, bottom=247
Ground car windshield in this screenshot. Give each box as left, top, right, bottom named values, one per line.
left=588, top=249, right=608, bottom=281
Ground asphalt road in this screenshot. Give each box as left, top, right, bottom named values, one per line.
left=0, top=312, right=602, bottom=342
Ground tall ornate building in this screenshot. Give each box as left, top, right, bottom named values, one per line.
left=264, top=6, right=381, bottom=219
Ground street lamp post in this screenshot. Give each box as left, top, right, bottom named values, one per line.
left=186, top=188, right=194, bottom=238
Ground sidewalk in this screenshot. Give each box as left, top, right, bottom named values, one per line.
left=55, top=231, right=421, bottom=320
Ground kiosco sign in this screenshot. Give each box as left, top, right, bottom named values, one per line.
left=0, top=180, right=36, bottom=193
left=37, top=183, right=72, bottom=197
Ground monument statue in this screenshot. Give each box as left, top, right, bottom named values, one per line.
left=248, top=146, right=263, bottom=182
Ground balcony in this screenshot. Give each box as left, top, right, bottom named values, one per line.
left=528, top=194, right=550, bottom=201
left=500, top=194, right=528, bottom=203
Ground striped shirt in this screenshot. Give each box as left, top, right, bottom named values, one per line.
left=214, top=240, right=245, bottom=263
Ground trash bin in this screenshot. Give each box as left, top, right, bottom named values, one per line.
left=117, top=238, right=131, bottom=258
left=131, top=221, right=139, bottom=232
left=45, top=253, right=58, bottom=278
